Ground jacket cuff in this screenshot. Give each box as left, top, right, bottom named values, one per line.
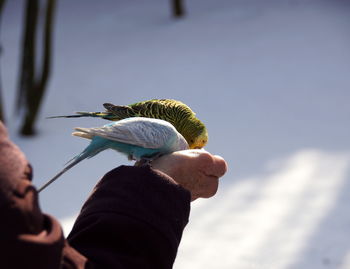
left=68, top=165, right=191, bottom=268
left=1, top=214, right=63, bottom=269
left=75, top=165, right=191, bottom=243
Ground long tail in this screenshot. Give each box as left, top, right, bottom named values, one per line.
left=37, top=157, right=85, bottom=193
left=38, top=137, right=110, bottom=193
left=47, top=111, right=111, bottom=119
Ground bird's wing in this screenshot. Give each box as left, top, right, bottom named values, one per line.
left=103, top=103, right=136, bottom=119
left=75, top=118, right=176, bottom=149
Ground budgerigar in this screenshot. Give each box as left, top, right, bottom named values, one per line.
left=49, top=99, right=208, bottom=149
left=38, top=117, right=189, bottom=192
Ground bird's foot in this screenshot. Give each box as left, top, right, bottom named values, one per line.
left=134, top=153, right=163, bottom=167
left=135, top=159, right=152, bottom=167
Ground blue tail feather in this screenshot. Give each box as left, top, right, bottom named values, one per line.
left=38, top=137, right=110, bottom=192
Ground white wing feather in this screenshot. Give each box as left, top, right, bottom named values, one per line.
left=74, top=117, right=180, bottom=149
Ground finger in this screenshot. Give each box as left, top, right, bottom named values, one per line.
left=198, top=173, right=219, bottom=198
left=212, top=155, right=228, bottom=177
left=198, top=153, right=227, bottom=178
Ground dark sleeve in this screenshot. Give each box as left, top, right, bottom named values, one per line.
left=67, top=165, right=191, bottom=269
left=0, top=121, right=91, bottom=269
left=0, top=179, right=91, bottom=269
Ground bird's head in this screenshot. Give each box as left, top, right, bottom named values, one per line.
left=188, top=128, right=208, bottom=149
left=180, top=118, right=208, bottom=149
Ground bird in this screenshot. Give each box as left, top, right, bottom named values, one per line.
left=48, top=99, right=208, bottom=149
left=38, top=117, right=189, bottom=192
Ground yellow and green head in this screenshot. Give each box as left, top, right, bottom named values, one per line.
left=189, top=129, right=208, bottom=149
left=179, top=118, right=208, bottom=149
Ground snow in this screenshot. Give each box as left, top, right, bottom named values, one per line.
left=2, top=0, right=350, bottom=268
left=175, top=150, right=350, bottom=268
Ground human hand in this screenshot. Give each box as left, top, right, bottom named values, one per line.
left=152, top=149, right=227, bottom=201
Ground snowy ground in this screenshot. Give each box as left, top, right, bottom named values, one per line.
left=3, top=0, right=350, bottom=268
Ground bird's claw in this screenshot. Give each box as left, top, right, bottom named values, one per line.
left=134, top=153, right=163, bottom=167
